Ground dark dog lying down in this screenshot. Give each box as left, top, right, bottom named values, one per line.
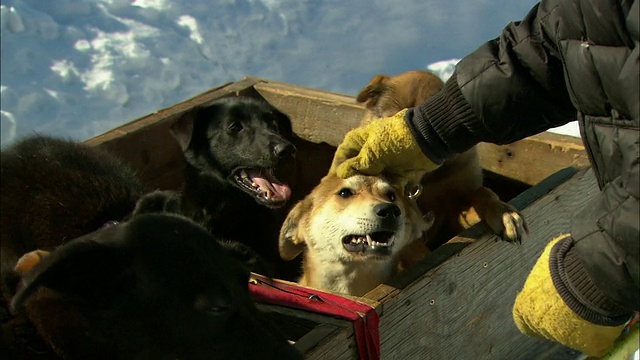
left=12, top=213, right=302, bottom=360
left=1, top=135, right=145, bottom=359
left=0, top=136, right=144, bottom=300
left=1, top=135, right=293, bottom=358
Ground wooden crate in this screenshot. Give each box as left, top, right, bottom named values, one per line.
left=86, top=76, right=592, bottom=359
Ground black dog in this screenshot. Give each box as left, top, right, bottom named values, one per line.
left=11, top=213, right=303, bottom=360
left=0, top=135, right=145, bottom=359
left=0, top=135, right=144, bottom=300
left=167, top=97, right=300, bottom=279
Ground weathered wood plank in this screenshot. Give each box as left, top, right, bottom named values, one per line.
left=251, top=79, right=364, bottom=146
left=376, top=168, right=598, bottom=359
left=305, top=325, right=359, bottom=360
left=256, top=302, right=354, bottom=355
left=477, top=131, right=589, bottom=186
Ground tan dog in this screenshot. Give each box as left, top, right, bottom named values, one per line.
left=357, top=70, right=527, bottom=250
left=279, top=173, right=432, bottom=296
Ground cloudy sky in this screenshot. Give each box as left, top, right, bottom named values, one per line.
left=1, top=0, right=552, bottom=147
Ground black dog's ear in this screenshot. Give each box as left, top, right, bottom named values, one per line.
left=278, top=199, right=311, bottom=261
left=356, top=74, right=389, bottom=106
left=274, top=109, right=293, bottom=138
left=170, top=109, right=198, bottom=151
left=11, top=227, right=129, bottom=314
left=132, top=190, right=182, bottom=217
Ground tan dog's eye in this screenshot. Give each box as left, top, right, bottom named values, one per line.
left=386, top=191, right=397, bottom=202
left=337, top=188, right=354, bottom=198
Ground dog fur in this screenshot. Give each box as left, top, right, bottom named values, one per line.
left=279, top=172, right=432, bottom=296
left=11, top=213, right=302, bottom=360
left=356, top=70, right=527, bottom=250
left=167, top=96, right=302, bottom=280
left=0, top=136, right=144, bottom=299
left=0, top=135, right=145, bottom=359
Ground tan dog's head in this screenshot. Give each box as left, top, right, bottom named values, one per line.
left=279, top=172, right=430, bottom=264
left=356, top=70, right=444, bottom=121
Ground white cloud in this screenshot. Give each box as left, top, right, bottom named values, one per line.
left=176, top=15, right=203, bottom=44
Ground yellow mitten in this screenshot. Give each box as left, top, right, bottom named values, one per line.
left=513, top=234, right=627, bottom=357
left=332, top=109, right=441, bottom=180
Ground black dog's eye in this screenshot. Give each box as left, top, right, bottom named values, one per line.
left=386, top=191, right=397, bottom=202
left=207, top=305, right=231, bottom=314
left=337, top=188, right=354, bottom=198
left=194, top=295, right=232, bottom=317
left=227, top=122, right=243, bottom=133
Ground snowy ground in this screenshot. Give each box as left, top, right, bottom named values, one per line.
left=1, top=0, right=578, bottom=149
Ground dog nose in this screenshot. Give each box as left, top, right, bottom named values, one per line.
left=273, top=142, right=296, bottom=158
left=374, top=203, right=401, bottom=219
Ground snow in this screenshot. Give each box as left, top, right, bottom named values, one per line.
left=0, top=0, right=578, bottom=148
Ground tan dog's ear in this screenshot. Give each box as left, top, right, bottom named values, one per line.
left=279, top=199, right=312, bottom=260
left=356, top=74, right=389, bottom=107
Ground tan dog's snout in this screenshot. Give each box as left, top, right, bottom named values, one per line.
left=371, top=202, right=402, bottom=229
left=373, top=203, right=401, bottom=218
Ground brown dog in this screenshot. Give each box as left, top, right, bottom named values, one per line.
left=356, top=70, right=527, bottom=251
left=279, top=172, right=432, bottom=297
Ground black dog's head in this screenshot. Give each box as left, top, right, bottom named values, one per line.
left=171, top=97, right=296, bottom=208
left=11, top=213, right=302, bottom=360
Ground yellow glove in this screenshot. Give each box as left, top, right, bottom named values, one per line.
left=513, top=234, right=626, bottom=357
left=332, top=109, right=441, bottom=181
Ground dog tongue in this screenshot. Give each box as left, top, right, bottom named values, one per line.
left=247, top=169, right=292, bottom=201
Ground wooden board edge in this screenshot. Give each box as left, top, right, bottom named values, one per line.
left=478, top=132, right=588, bottom=185
left=294, top=323, right=348, bottom=355
left=251, top=78, right=362, bottom=105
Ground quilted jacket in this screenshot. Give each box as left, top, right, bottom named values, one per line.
left=408, top=0, right=639, bottom=321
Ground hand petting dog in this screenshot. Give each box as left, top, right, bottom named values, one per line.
left=332, top=109, right=442, bottom=184
left=334, top=70, right=527, bottom=247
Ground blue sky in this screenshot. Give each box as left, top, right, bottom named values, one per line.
left=1, top=0, right=540, bottom=146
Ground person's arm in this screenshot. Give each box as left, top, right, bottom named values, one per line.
left=408, top=2, right=577, bottom=163
left=335, top=1, right=579, bottom=178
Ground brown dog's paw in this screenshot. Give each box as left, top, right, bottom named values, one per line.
left=14, top=250, right=50, bottom=275
left=461, top=186, right=528, bottom=244
left=499, top=211, right=528, bottom=244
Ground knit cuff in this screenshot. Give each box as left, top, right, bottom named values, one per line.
left=404, top=72, right=481, bottom=164
left=550, top=236, right=631, bottom=326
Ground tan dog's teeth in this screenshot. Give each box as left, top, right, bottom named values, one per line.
left=350, top=236, right=367, bottom=244
left=366, top=234, right=373, bottom=246
left=240, top=170, right=248, bottom=179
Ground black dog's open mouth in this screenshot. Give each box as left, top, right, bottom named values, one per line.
left=342, top=231, right=395, bottom=256
left=233, top=168, right=292, bottom=207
